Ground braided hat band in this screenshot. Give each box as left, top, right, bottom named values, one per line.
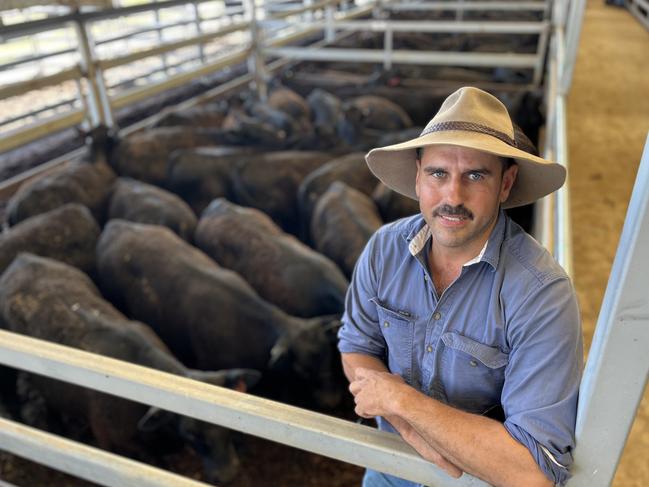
left=419, top=120, right=518, bottom=149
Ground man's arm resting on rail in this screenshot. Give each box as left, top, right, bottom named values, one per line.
left=341, top=353, right=463, bottom=479
left=349, top=368, right=553, bottom=487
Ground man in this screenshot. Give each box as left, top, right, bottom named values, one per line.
left=338, top=87, right=583, bottom=487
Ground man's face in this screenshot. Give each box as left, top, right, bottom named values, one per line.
left=415, top=144, right=518, bottom=252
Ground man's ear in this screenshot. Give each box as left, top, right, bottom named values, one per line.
left=415, top=158, right=422, bottom=199
left=500, top=163, right=519, bottom=203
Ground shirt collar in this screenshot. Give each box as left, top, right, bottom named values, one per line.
left=403, top=210, right=507, bottom=270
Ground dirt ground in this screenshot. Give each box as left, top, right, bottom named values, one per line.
left=567, top=1, right=649, bottom=486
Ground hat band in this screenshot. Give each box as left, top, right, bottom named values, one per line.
left=419, top=121, right=517, bottom=148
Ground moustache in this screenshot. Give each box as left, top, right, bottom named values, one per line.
left=433, top=204, right=474, bottom=220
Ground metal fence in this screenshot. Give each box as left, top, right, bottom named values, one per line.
left=2, top=0, right=647, bottom=485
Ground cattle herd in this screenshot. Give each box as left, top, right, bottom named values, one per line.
left=0, top=82, right=538, bottom=483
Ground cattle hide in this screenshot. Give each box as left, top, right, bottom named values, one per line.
left=166, top=146, right=254, bottom=215
left=230, top=151, right=333, bottom=234
left=6, top=161, right=115, bottom=226
left=109, top=178, right=197, bottom=242
left=312, top=182, right=383, bottom=277
left=195, top=198, right=349, bottom=318
left=297, top=152, right=377, bottom=240
left=111, top=127, right=229, bottom=186
left=0, top=253, right=258, bottom=484
left=96, top=220, right=343, bottom=409
left=372, top=183, right=421, bottom=223
left=0, top=203, right=99, bottom=277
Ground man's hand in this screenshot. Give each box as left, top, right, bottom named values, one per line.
left=349, top=367, right=463, bottom=479
left=348, top=367, right=406, bottom=418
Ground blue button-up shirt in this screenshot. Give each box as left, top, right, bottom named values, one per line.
left=338, top=211, right=583, bottom=486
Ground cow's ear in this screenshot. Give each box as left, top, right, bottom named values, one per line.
left=137, top=406, right=174, bottom=432
left=268, top=336, right=292, bottom=370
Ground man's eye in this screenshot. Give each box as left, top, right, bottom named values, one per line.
left=431, top=171, right=446, bottom=178
left=468, top=173, right=483, bottom=181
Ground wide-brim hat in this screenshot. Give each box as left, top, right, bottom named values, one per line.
left=365, top=86, right=566, bottom=209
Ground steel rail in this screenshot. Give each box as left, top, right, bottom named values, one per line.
left=97, top=20, right=249, bottom=71
left=0, top=329, right=489, bottom=487
left=280, top=19, right=548, bottom=34
left=0, top=109, right=85, bottom=154
left=0, top=417, right=211, bottom=487
left=0, top=46, right=77, bottom=72
left=0, top=0, right=230, bottom=40
left=626, top=0, right=649, bottom=30
left=0, top=96, right=79, bottom=128
left=109, top=48, right=249, bottom=110
left=94, top=19, right=199, bottom=46
left=386, top=1, right=547, bottom=11
left=0, top=66, right=82, bottom=101
left=263, top=47, right=539, bottom=67
left=267, top=0, right=338, bottom=19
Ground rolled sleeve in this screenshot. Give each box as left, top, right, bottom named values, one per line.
left=337, top=232, right=386, bottom=359
left=502, top=276, right=583, bottom=486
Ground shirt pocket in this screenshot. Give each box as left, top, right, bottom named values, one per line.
left=440, top=331, right=508, bottom=414
left=371, top=298, right=415, bottom=385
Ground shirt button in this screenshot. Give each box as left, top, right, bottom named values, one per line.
left=383, top=321, right=390, bottom=328
left=433, top=312, right=441, bottom=320
left=424, top=275, right=428, bottom=281
left=426, top=345, right=433, bottom=353
left=469, top=360, right=478, bottom=367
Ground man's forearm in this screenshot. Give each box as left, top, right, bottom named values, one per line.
left=341, top=352, right=388, bottom=382
left=343, top=355, right=463, bottom=478
left=389, top=385, right=552, bottom=487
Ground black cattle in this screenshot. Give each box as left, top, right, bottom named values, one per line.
left=312, top=182, right=383, bottom=277
left=0, top=253, right=259, bottom=483
left=108, top=178, right=197, bottom=241
left=166, top=146, right=254, bottom=215
left=195, top=198, right=348, bottom=318
left=298, top=152, right=377, bottom=240
left=111, top=127, right=228, bottom=186
left=0, top=203, right=99, bottom=276
left=96, top=220, right=343, bottom=409
left=372, top=183, right=421, bottom=223
left=6, top=161, right=115, bottom=226
left=229, top=151, right=333, bottom=234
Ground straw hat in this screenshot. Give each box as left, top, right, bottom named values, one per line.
left=365, top=86, right=565, bottom=209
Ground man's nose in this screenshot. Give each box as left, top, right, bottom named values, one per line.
left=443, top=177, right=466, bottom=206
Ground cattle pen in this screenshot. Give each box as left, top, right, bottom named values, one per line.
left=1, top=0, right=648, bottom=486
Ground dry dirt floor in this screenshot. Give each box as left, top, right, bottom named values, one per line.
left=567, top=0, right=649, bottom=486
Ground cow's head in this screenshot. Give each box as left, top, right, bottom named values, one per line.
left=138, top=368, right=260, bottom=483
left=269, top=317, right=343, bottom=409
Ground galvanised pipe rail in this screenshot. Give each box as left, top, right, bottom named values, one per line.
left=282, top=19, right=549, bottom=34
left=0, top=0, right=229, bottom=41
left=0, top=329, right=489, bottom=487
left=263, top=47, right=539, bottom=68
left=0, top=417, right=211, bottom=487
left=386, top=1, right=547, bottom=11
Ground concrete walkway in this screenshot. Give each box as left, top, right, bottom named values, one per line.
left=567, top=0, right=649, bottom=485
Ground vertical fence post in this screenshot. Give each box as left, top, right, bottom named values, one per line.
left=192, top=1, right=206, bottom=63
left=74, top=16, right=114, bottom=129
left=325, top=1, right=335, bottom=43
left=570, top=134, right=649, bottom=485
left=153, top=0, right=171, bottom=76
left=383, top=27, right=393, bottom=70
left=246, top=0, right=268, bottom=100
left=532, top=21, right=550, bottom=87
left=560, top=0, right=587, bottom=94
